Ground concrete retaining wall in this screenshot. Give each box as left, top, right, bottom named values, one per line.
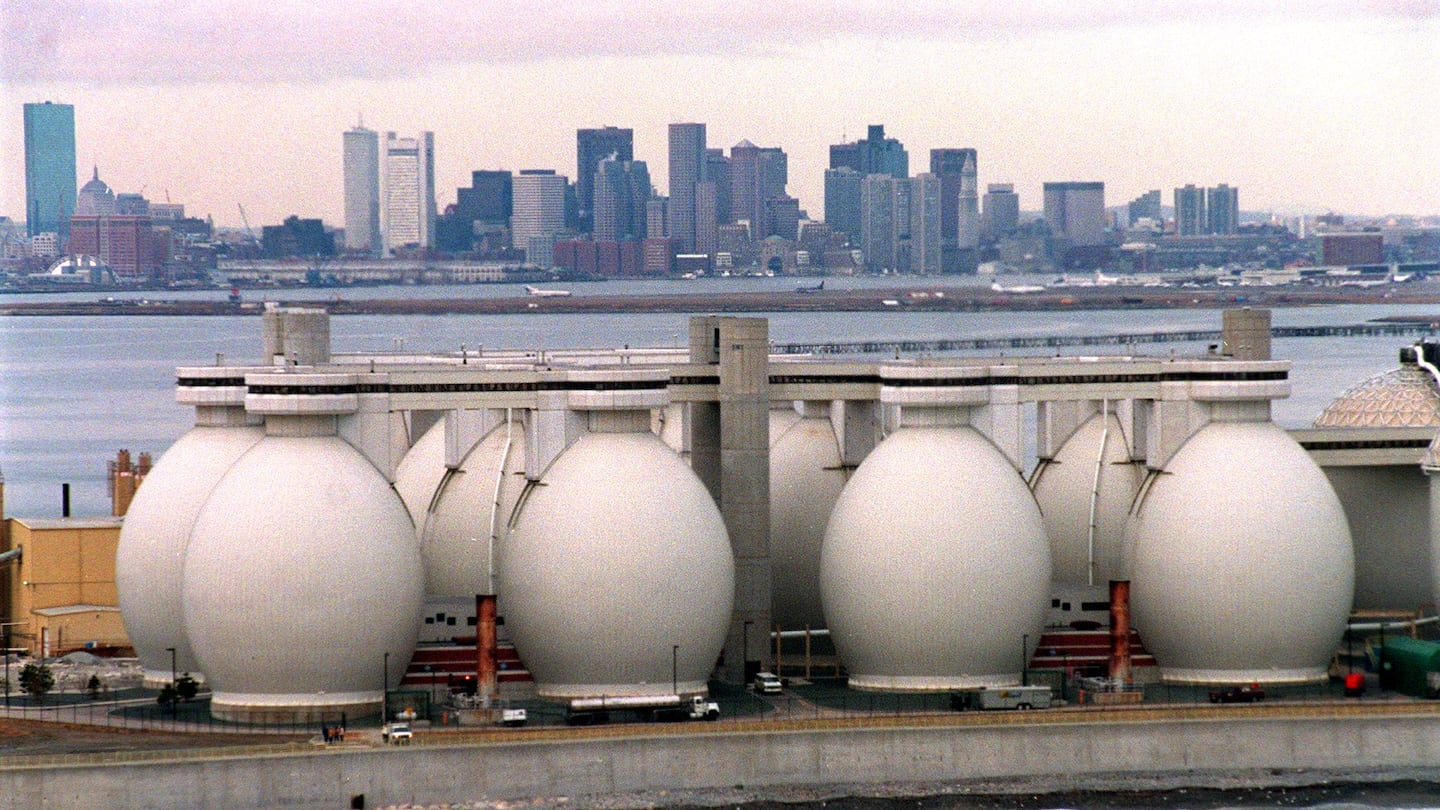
left=5, top=715, right=1440, bottom=810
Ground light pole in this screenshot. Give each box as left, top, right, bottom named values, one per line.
left=165, top=647, right=177, bottom=717
left=1021, top=634, right=1029, bottom=686
left=3, top=625, right=10, bottom=708
left=383, top=651, right=390, bottom=721
left=742, top=621, right=753, bottom=682
left=672, top=645, right=679, bottom=694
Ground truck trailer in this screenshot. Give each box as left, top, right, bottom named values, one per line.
left=566, top=694, right=720, bottom=725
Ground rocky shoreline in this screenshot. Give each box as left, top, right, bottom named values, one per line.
left=378, top=768, right=1440, bottom=810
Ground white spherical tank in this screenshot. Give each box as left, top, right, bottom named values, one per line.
left=392, top=418, right=446, bottom=534
left=770, top=406, right=846, bottom=630
left=182, top=436, right=424, bottom=722
left=501, top=432, right=733, bottom=698
left=116, top=425, right=263, bottom=687
left=820, top=426, right=1051, bottom=691
left=1031, top=411, right=1144, bottom=585
left=418, top=419, right=527, bottom=597
left=1125, top=421, right=1353, bottom=684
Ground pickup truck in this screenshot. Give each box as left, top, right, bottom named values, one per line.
left=381, top=721, right=413, bottom=744
left=1209, top=685, right=1265, bottom=703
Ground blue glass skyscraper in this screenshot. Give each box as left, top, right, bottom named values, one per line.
left=23, top=101, right=77, bottom=239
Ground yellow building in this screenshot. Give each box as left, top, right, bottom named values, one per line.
left=2, top=516, right=128, bottom=657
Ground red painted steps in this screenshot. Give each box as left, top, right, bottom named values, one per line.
left=1029, top=628, right=1158, bottom=673
left=399, top=641, right=532, bottom=687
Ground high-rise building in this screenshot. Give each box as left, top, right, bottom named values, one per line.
left=928, top=148, right=980, bottom=266
left=576, top=126, right=633, bottom=233
left=1127, top=190, right=1162, bottom=227
left=667, top=123, right=706, bottom=252
left=982, top=183, right=1019, bottom=241
left=1207, top=184, right=1239, bottom=235
left=729, top=140, right=788, bottom=237
left=860, top=174, right=895, bottom=272
left=646, top=197, right=668, bottom=239
left=1174, top=184, right=1206, bottom=237
left=512, top=169, right=567, bottom=267
left=1043, top=182, right=1106, bottom=246
left=830, top=125, right=908, bottom=179
left=764, top=196, right=801, bottom=242
left=593, top=158, right=650, bottom=243
left=909, top=173, right=943, bottom=275
left=343, top=124, right=382, bottom=255
left=382, top=131, right=436, bottom=253
left=23, top=101, right=77, bottom=239
left=67, top=169, right=157, bottom=277
left=705, top=149, right=732, bottom=225
left=823, top=168, right=863, bottom=246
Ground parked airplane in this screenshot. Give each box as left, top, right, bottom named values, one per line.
left=524, top=285, right=572, bottom=297
left=797, top=280, right=825, bottom=293
left=991, top=281, right=1046, bottom=294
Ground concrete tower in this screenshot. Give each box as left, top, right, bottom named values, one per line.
left=23, top=101, right=76, bottom=240
left=512, top=170, right=568, bottom=267
left=1174, top=184, right=1206, bottom=237
left=689, top=316, right=771, bottom=683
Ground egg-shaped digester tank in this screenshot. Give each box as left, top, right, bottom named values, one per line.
left=116, top=422, right=263, bottom=687
left=1125, top=421, right=1353, bottom=684
left=501, top=431, right=734, bottom=698
left=821, top=423, right=1051, bottom=691
left=770, top=404, right=847, bottom=631
left=182, top=433, right=424, bottom=722
left=1030, top=409, right=1144, bottom=585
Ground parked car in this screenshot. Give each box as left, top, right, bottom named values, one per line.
left=1209, top=685, right=1265, bottom=703
left=381, top=721, right=413, bottom=743
left=754, top=672, right=783, bottom=695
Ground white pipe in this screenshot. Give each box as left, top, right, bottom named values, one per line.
left=1347, top=615, right=1440, bottom=632
left=1086, top=400, right=1109, bottom=587
left=770, top=629, right=830, bottom=639
left=1414, top=344, right=1440, bottom=390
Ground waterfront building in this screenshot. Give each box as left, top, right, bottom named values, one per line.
left=1322, top=233, right=1385, bottom=267
left=23, top=101, right=77, bottom=240
left=829, top=124, right=908, bottom=179
left=1175, top=184, right=1206, bottom=236
left=342, top=124, right=382, bottom=255
left=1043, top=181, right=1106, bottom=246
left=575, top=126, right=633, bottom=233
left=982, top=183, right=1020, bottom=242
left=667, top=122, right=706, bottom=252
left=261, top=215, right=335, bottom=259
left=382, top=131, right=436, bottom=254
left=512, top=170, right=567, bottom=267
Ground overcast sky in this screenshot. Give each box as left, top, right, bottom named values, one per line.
left=2, top=1, right=1436, bottom=229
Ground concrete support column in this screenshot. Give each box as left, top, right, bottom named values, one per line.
left=1036, top=400, right=1099, bottom=460
left=1222, top=308, right=1272, bottom=360
left=524, top=390, right=586, bottom=481
left=973, top=382, right=1024, bottom=472
left=835, top=400, right=881, bottom=469
left=690, top=316, right=772, bottom=684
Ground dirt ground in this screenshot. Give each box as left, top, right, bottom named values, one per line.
left=0, top=718, right=306, bottom=757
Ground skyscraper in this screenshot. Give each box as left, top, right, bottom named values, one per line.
left=512, top=169, right=567, bottom=267
left=23, top=101, right=77, bottom=239
left=930, top=147, right=979, bottom=272
left=909, top=174, right=943, bottom=275
left=1043, top=182, right=1106, bottom=246
left=982, top=183, right=1020, bottom=241
left=593, top=158, right=650, bottom=243
left=343, top=124, right=381, bottom=255
left=729, top=140, right=787, bottom=236
left=1127, top=190, right=1162, bottom=227
left=830, top=125, right=908, bottom=179
left=823, top=168, right=863, bottom=246
left=1207, top=184, right=1239, bottom=235
left=1174, top=184, right=1206, bottom=236
left=667, top=123, right=706, bottom=252
left=382, top=131, right=436, bottom=253
left=860, top=174, right=895, bottom=272
left=576, top=126, right=633, bottom=233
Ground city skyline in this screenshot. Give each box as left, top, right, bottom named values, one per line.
left=1, top=2, right=1436, bottom=228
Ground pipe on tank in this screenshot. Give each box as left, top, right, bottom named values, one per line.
left=1109, top=579, right=1132, bottom=683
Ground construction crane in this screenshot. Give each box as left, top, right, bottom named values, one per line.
left=237, top=203, right=258, bottom=244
